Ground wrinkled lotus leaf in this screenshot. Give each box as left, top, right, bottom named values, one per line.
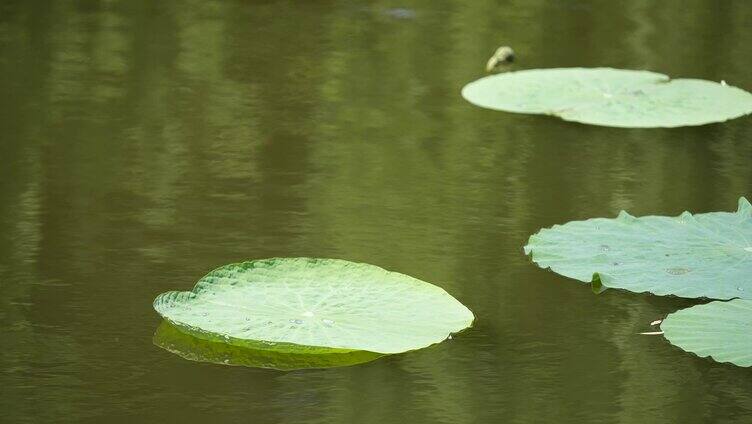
left=461, top=68, right=752, bottom=127
left=524, top=198, right=752, bottom=299
left=153, top=258, right=474, bottom=354
left=153, top=321, right=382, bottom=370
left=662, top=299, right=752, bottom=367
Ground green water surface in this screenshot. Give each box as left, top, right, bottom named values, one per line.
left=2, top=0, right=751, bottom=423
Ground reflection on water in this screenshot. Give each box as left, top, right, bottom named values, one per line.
left=1, top=0, right=752, bottom=422
left=153, top=321, right=383, bottom=371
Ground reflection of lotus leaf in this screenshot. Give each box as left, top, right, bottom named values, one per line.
left=153, top=321, right=383, bottom=370
left=462, top=68, right=752, bottom=127
left=662, top=299, right=752, bottom=367
left=524, top=198, right=752, bottom=299
left=153, top=258, right=474, bottom=354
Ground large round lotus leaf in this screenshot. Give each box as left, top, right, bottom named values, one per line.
left=153, top=258, right=474, bottom=354
left=153, top=321, right=383, bottom=370
left=461, top=68, right=752, bottom=128
left=524, top=198, right=752, bottom=299
left=662, top=299, right=752, bottom=367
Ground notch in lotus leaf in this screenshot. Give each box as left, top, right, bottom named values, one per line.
left=524, top=197, right=752, bottom=299
left=462, top=68, right=752, bottom=128
left=153, top=258, right=474, bottom=359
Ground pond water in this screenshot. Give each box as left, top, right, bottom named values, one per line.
left=2, top=1, right=751, bottom=422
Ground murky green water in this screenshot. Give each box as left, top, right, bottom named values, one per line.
left=2, top=1, right=752, bottom=422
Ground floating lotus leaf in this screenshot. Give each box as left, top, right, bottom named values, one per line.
left=153, top=258, right=474, bottom=354
left=524, top=198, right=752, bottom=299
left=461, top=68, right=752, bottom=127
left=662, top=299, right=752, bottom=367
left=153, top=321, right=382, bottom=370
